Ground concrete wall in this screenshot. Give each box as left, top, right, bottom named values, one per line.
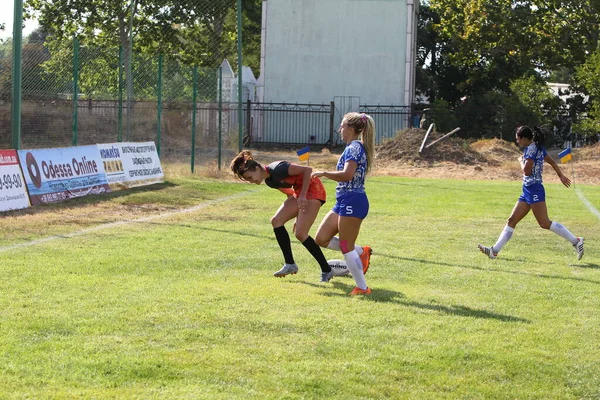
left=258, top=0, right=416, bottom=106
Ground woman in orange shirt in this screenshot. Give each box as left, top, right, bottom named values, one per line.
left=231, top=150, right=371, bottom=282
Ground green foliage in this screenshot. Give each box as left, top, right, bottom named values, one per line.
left=430, top=98, right=457, bottom=133
left=24, top=0, right=260, bottom=71
left=573, top=48, right=600, bottom=139
left=509, top=76, right=562, bottom=122
left=428, top=0, right=534, bottom=96
left=430, top=77, right=566, bottom=141
left=573, top=116, right=600, bottom=140
left=240, top=0, right=262, bottom=75
left=545, top=66, right=572, bottom=85
left=13, top=0, right=261, bottom=141
left=454, top=91, right=518, bottom=139
left=419, top=0, right=600, bottom=139
left=0, top=40, right=12, bottom=101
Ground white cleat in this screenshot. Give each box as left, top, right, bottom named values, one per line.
left=478, top=244, right=497, bottom=259
left=574, top=237, right=584, bottom=260
left=274, top=263, right=299, bottom=277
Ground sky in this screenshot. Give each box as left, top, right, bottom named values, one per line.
left=1, top=1, right=39, bottom=40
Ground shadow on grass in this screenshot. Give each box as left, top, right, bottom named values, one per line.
left=143, top=224, right=271, bottom=241
left=301, top=280, right=530, bottom=323
left=394, top=300, right=530, bottom=323
left=376, top=252, right=600, bottom=286
left=572, top=263, right=600, bottom=270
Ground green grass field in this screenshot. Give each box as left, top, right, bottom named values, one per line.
left=1, top=174, right=599, bottom=399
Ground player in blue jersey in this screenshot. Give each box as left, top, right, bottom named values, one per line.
left=478, top=126, right=584, bottom=260
left=313, top=112, right=376, bottom=295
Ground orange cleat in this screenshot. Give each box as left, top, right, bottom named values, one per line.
left=349, top=286, right=372, bottom=296
left=359, top=246, right=372, bottom=274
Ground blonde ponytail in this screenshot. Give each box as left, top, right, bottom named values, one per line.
left=361, top=114, right=375, bottom=174
left=344, top=112, right=376, bottom=174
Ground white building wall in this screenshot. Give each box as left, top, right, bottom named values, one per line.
left=259, top=0, right=414, bottom=105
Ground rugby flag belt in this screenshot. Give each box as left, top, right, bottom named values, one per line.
left=296, top=146, right=310, bottom=161
left=558, top=148, right=572, bottom=164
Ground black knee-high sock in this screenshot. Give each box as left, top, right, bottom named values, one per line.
left=274, top=226, right=294, bottom=264
left=302, top=236, right=331, bottom=273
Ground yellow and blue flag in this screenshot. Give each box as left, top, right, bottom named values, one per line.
left=296, top=146, right=310, bottom=162
left=558, top=147, right=572, bottom=164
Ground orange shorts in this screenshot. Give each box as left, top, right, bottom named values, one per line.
left=293, top=176, right=326, bottom=204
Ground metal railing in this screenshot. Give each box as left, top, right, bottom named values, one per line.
left=358, top=104, right=413, bottom=144
left=243, top=101, right=334, bottom=147
left=243, top=101, right=414, bottom=147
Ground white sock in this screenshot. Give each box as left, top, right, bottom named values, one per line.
left=327, top=237, right=363, bottom=255
left=550, top=221, right=578, bottom=245
left=344, top=250, right=367, bottom=290
left=493, top=225, right=514, bottom=253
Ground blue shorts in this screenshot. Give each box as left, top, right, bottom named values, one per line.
left=332, top=191, right=369, bottom=219
left=518, top=183, right=546, bottom=204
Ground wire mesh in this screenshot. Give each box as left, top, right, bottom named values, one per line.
left=4, top=0, right=243, bottom=170
left=0, top=43, right=13, bottom=149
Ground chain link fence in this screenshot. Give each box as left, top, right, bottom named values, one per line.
left=0, top=42, right=14, bottom=149
left=1, top=0, right=245, bottom=170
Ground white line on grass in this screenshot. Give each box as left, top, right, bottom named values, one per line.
left=0, top=190, right=254, bottom=253
left=576, top=187, right=600, bottom=221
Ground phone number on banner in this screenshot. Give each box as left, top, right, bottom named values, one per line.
left=0, top=174, right=24, bottom=191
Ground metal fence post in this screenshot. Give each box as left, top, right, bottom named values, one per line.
left=72, top=37, right=80, bottom=146
left=237, top=0, right=243, bottom=152
left=156, top=53, right=163, bottom=156
left=329, top=101, right=335, bottom=149
left=218, top=66, right=223, bottom=170
left=118, top=45, right=123, bottom=142
left=191, top=66, right=198, bottom=173
left=245, top=99, right=252, bottom=147
left=126, top=0, right=134, bottom=142
left=11, top=0, right=23, bottom=150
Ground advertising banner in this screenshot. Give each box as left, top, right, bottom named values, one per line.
left=97, top=142, right=164, bottom=188
left=0, top=149, right=30, bottom=212
left=18, top=146, right=111, bottom=205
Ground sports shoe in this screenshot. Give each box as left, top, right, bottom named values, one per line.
left=349, top=286, right=372, bottom=296
left=319, top=269, right=335, bottom=283
left=360, top=246, right=372, bottom=274
left=574, top=237, right=585, bottom=260
left=478, top=244, right=497, bottom=259
left=274, top=263, right=299, bottom=277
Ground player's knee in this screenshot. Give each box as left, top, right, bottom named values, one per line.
left=314, top=235, right=328, bottom=248
left=294, top=232, right=308, bottom=242
left=538, top=221, right=551, bottom=229
left=270, top=216, right=283, bottom=227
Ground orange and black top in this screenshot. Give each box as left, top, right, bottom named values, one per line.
left=265, top=161, right=326, bottom=203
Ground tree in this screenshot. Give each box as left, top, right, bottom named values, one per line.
left=428, top=0, right=540, bottom=97
left=0, top=39, right=13, bottom=101
left=427, top=0, right=600, bottom=87
left=419, top=0, right=600, bottom=140
left=24, top=0, right=260, bottom=69
left=240, top=0, right=262, bottom=75
left=530, top=0, right=600, bottom=72
left=24, top=0, right=263, bottom=102
left=573, top=48, right=600, bottom=139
